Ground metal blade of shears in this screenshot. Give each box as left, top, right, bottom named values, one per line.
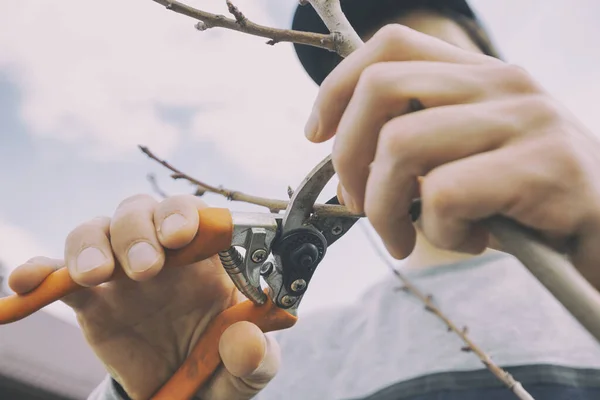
left=282, top=154, right=360, bottom=246
left=282, top=154, right=336, bottom=234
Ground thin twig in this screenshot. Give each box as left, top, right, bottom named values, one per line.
left=151, top=0, right=337, bottom=49
left=139, top=145, right=361, bottom=218
left=359, top=223, right=535, bottom=400
left=147, top=173, right=169, bottom=199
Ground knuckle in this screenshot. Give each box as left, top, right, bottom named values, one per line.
left=421, top=173, right=460, bottom=219
left=356, top=63, right=389, bottom=93
left=159, top=194, right=201, bottom=213
left=371, top=23, right=410, bottom=50
left=378, top=119, right=421, bottom=164
left=109, top=212, right=156, bottom=253
left=113, top=197, right=156, bottom=222
left=545, top=135, right=586, bottom=181
left=354, top=64, right=402, bottom=111
left=109, top=211, right=139, bottom=234
left=116, top=193, right=155, bottom=210
left=497, top=63, right=540, bottom=92
left=379, top=119, right=404, bottom=151
left=88, top=216, right=111, bottom=228
left=520, top=94, right=562, bottom=123
left=65, top=219, right=103, bottom=244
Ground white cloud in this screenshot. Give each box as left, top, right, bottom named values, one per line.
left=4, top=0, right=598, bottom=179
left=0, top=0, right=321, bottom=176
left=0, top=220, right=51, bottom=269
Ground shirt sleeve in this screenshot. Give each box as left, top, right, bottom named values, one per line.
left=88, top=376, right=130, bottom=400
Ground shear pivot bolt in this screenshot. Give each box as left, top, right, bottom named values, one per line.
left=291, top=279, right=307, bottom=292
left=251, top=249, right=267, bottom=263
left=260, top=261, right=274, bottom=276
left=331, top=224, right=343, bottom=236
left=281, top=295, right=296, bottom=307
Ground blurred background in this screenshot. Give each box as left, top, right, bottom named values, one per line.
left=0, top=0, right=598, bottom=398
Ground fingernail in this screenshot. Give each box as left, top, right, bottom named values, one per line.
left=304, top=109, right=320, bottom=140
left=160, top=213, right=188, bottom=237
left=76, top=247, right=107, bottom=273
left=127, top=242, right=159, bottom=272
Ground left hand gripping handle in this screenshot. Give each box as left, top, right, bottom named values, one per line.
left=0, top=208, right=234, bottom=324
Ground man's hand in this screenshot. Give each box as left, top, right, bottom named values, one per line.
left=305, top=24, right=600, bottom=282
left=9, top=194, right=280, bottom=400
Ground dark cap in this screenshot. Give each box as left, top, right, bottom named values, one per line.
left=291, top=0, right=489, bottom=85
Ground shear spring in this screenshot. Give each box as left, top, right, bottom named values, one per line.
left=219, top=247, right=267, bottom=305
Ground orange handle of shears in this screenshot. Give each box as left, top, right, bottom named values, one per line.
left=0, top=207, right=234, bottom=324
left=150, top=292, right=297, bottom=400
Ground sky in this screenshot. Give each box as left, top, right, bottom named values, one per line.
left=0, top=0, right=599, bottom=325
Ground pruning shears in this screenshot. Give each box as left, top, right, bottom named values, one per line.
left=3, top=154, right=600, bottom=400
left=0, top=154, right=361, bottom=399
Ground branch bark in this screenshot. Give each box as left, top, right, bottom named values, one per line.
left=307, top=0, right=363, bottom=56
left=139, top=145, right=361, bottom=218
left=151, top=0, right=337, bottom=50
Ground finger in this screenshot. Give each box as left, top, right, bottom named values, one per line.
left=9, top=256, right=93, bottom=310
left=420, top=138, right=587, bottom=254
left=154, top=194, right=207, bottom=249
left=65, top=216, right=116, bottom=287
left=305, top=23, right=499, bottom=142
left=9, top=256, right=65, bottom=294
left=364, top=96, right=551, bottom=259
left=332, top=61, right=537, bottom=212
left=198, top=322, right=280, bottom=400
left=109, top=194, right=164, bottom=282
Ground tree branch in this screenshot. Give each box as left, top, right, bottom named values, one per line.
left=307, top=0, right=363, bottom=56
left=139, top=145, right=361, bottom=218
left=359, top=223, right=534, bottom=400
left=151, top=0, right=338, bottom=49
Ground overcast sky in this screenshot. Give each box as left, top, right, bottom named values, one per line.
left=1, top=0, right=599, bottom=324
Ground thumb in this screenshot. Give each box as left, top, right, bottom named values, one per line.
left=198, top=321, right=280, bottom=400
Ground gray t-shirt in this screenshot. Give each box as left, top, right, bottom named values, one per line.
left=90, top=251, right=600, bottom=399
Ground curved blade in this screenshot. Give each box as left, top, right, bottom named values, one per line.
left=282, top=155, right=335, bottom=234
